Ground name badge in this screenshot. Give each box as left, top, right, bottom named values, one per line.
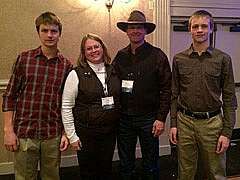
left=122, top=80, right=134, bottom=93
left=101, top=96, right=114, bottom=110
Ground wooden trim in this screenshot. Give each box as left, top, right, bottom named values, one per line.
left=171, top=1, right=240, bottom=9
left=153, top=0, right=171, bottom=59
left=0, top=80, right=8, bottom=91
left=170, top=0, right=240, bottom=17
left=0, top=162, right=14, bottom=175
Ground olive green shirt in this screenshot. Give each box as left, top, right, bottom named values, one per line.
left=171, top=45, right=237, bottom=138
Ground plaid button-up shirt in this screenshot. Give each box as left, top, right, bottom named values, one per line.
left=2, top=47, right=72, bottom=139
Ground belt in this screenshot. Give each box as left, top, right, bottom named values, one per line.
left=178, top=108, right=221, bottom=119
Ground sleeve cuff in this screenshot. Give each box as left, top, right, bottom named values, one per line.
left=69, top=133, right=80, bottom=144
left=221, top=128, right=232, bottom=139
left=170, top=118, right=177, bottom=128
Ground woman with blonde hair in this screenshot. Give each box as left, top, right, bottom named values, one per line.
left=62, top=33, right=121, bottom=180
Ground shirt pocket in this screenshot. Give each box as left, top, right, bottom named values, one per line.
left=178, top=66, right=192, bottom=85
left=204, top=62, right=221, bottom=87
left=205, top=62, right=221, bottom=78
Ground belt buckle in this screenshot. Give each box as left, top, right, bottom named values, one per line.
left=182, top=109, right=186, bottom=114
left=206, top=112, right=209, bottom=119
left=194, top=112, right=207, bottom=119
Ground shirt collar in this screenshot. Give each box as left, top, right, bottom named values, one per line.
left=87, top=61, right=105, bottom=73
left=127, top=41, right=150, bottom=55
left=187, top=44, right=213, bottom=58
left=34, top=46, right=63, bottom=62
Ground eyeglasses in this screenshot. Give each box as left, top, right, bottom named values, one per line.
left=85, top=44, right=102, bottom=51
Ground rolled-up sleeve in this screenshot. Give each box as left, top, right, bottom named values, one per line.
left=2, top=56, right=23, bottom=112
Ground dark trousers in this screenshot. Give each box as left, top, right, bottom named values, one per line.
left=77, top=129, right=116, bottom=180
left=117, top=113, right=160, bottom=180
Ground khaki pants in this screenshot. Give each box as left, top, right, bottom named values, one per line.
left=14, top=136, right=61, bottom=180
left=177, top=112, right=226, bottom=180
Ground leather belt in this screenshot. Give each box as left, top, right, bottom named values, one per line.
left=179, top=108, right=221, bottom=119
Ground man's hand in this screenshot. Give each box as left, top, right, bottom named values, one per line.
left=4, top=111, right=18, bottom=152
left=71, top=139, right=82, bottom=151
left=59, top=134, right=69, bottom=152
left=4, top=130, right=19, bottom=152
left=216, top=135, right=230, bottom=154
left=169, top=127, right=178, bottom=145
left=152, top=120, right=165, bottom=137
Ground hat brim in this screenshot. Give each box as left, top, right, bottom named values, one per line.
left=117, top=21, right=156, bottom=34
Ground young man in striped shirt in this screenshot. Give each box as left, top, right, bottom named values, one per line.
left=2, top=12, right=72, bottom=180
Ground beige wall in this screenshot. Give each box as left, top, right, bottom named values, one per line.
left=2, top=0, right=239, bottom=175
left=0, top=91, right=15, bottom=172
left=0, top=0, right=154, bottom=174
left=0, top=0, right=153, bottom=79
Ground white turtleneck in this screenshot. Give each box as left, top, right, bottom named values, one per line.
left=61, top=61, right=106, bottom=144
left=88, top=61, right=106, bottom=89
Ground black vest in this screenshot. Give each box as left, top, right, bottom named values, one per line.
left=72, top=63, right=121, bottom=134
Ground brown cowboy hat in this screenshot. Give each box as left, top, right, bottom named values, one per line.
left=117, top=10, right=156, bottom=34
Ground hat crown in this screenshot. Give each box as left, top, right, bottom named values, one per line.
left=117, top=10, right=156, bottom=34
left=128, top=10, right=146, bottom=23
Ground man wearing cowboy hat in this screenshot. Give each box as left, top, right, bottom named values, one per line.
left=113, top=10, right=171, bottom=180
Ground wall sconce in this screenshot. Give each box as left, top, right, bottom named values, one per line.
left=92, top=0, right=131, bottom=12
left=105, top=0, right=114, bottom=12
left=120, top=0, right=131, bottom=3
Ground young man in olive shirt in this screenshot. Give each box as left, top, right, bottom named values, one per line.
left=170, top=10, right=237, bottom=180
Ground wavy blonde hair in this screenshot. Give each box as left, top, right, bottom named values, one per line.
left=77, top=33, right=111, bottom=67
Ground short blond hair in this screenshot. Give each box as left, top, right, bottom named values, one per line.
left=189, top=10, right=213, bottom=30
